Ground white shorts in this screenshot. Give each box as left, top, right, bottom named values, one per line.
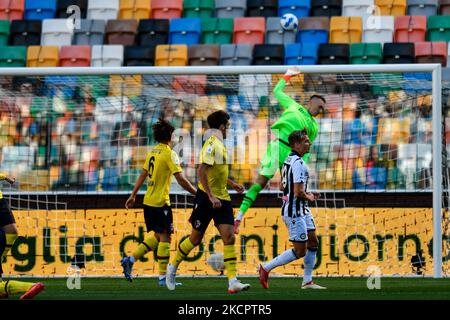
left=282, top=212, right=316, bottom=243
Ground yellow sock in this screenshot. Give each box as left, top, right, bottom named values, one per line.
left=1, top=280, right=34, bottom=295
left=157, top=242, right=170, bottom=276
left=224, top=245, right=237, bottom=280
left=1, top=234, right=18, bottom=260
left=132, top=236, right=158, bottom=260
left=171, top=238, right=195, bottom=269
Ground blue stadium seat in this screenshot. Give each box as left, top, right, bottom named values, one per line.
left=24, top=0, right=56, bottom=20
left=402, top=72, right=432, bottom=94
left=297, top=17, right=329, bottom=44
left=284, top=43, right=318, bottom=65
left=278, top=0, right=311, bottom=18
left=101, top=167, right=119, bottom=191
left=352, top=167, right=387, bottom=190
left=169, top=18, right=202, bottom=45
left=43, top=76, right=78, bottom=99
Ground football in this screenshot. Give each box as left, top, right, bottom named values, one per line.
left=280, top=13, right=299, bottom=31
left=206, top=252, right=225, bottom=273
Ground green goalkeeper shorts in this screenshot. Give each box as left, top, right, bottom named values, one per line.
left=259, top=139, right=292, bottom=179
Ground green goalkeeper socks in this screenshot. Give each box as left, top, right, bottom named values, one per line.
left=238, top=183, right=263, bottom=216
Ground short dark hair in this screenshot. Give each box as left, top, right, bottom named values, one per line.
left=310, top=94, right=326, bottom=104
left=207, top=110, right=230, bottom=129
left=288, top=130, right=308, bottom=147
left=152, top=118, right=175, bottom=143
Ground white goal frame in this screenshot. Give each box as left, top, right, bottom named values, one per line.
left=0, top=64, right=443, bottom=278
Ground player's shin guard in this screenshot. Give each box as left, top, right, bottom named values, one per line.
left=303, top=248, right=317, bottom=284
left=1, top=234, right=18, bottom=260
left=172, top=238, right=195, bottom=269
left=239, top=183, right=263, bottom=215
left=223, top=245, right=237, bottom=280
left=157, top=242, right=170, bottom=277
left=133, top=236, right=158, bottom=260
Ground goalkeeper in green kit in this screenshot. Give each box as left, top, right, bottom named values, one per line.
left=234, top=66, right=327, bottom=234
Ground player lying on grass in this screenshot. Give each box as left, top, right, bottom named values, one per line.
left=0, top=172, right=45, bottom=299
left=166, top=110, right=250, bottom=293
left=235, top=66, right=326, bottom=234
left=121, top=119, right=196, bottom=286
left=258, top=130, right=326, bottom=290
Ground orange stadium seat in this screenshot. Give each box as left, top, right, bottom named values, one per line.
left=119, top=0, right=152, bottom=20
left=155, top=44, right=188, bottom=66
left=105, top=19, right=137, bottom=45
left=27, top=46, right=59, bottom=67
left=60, top=45, right=91, bottom=67
left=375, top=0, right=407, bottom=15
left=172, top=75, right=207, bottom=95
left=415, top=41, right=447, bottom=65
left=329, top=16, right=362, bottom=44
left=394, top=16, right=427, bottom=43
left=0, top=0, right=24, bottom=20
left=151, top=0, right=183, bottom=19
left=233, top=17, right=265, bottom=45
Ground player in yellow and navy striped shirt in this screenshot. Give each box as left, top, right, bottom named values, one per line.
left=121, top=119, right=196, bottom=286
left=0, top=172, right=44, bottom=299
left=165, top=110, right=251, bottom=293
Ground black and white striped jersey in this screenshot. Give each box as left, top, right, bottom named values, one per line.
left=281, top=151, right=310, bottom=218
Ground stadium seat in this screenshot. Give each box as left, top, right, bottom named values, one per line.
left=188, top=44, right=220, bottom=65
left=394, top=16, right=427, bottom=43
left=375, top=0, right=407, bottom=15
left=329, top=16, right=362, bottom=44
left=0, top=20, right=9, bottom=46
left=183, top=0, right=215, bottom=18
left=415, top=41, right=447, bottom=65
left=91, top=45, right=124, bottom=66
left=0, top=46, right=27, bottom=67
left=27, top=46, right=59, bottom=67
left=152, top=0, right=183, bottom=19
left=352, top=167, right=387, bottom=190
left=278, top=0, right=311, bottom=18
left=41, top=19, right=74, bottom=46
left=24, top=0, right=56, bottom=20
left=101, top=167, right=119, bottom=191
left=427, top=16, right=450, bottom=42
left=247, top=0, right=278, bottom=17
left=60, top=45, right=91, bottom=67
left=441, top=0, right=450, bottom=14
left=252, top=44, right=284, bottom=65
left=310, top=0, right=342, bottom=17
left=73, top=19, right=106, bottom=46
left=105, top=20, right=137, bottom=45
left=124, top=46, right=156, bottom=66
left=215, top=0, right=246, bottom=18
left=407, top=0, right=438, bottom=16
left=284, top=43, right=319, bottom=65
left=233, top=17, right=265, bottom=45
left=169, top=18, right=201, bottom=45
left=87, top=0, right=119, bottom=20
left=342, top=0, right=374, bottom=19
left=137, top=19, right=169, bottom=46
left=119, top=0, right=151, bottom=20
left=362, top=15, right=394, bottom=44
left=155, top=44, right=188, bottom=65
left=449, top=43, right=450, bottom=66
left=201, top=18, right=233, bottom=44
left=318, top=44, right=349, bottom=64
left=350, top=43, right=383, bottom=64
left=57, top=0, right=87, bottom=18
left=383, top=43, right=415, bottom=63
left=220, top=44, right=253, bottom=65
left=9, top=20, right=41, bottom=46
left=265, top=17, right=296, bottom=44
left=297, top=17, right=329, bottom=44
left=0, top=0, right=24, bottom=21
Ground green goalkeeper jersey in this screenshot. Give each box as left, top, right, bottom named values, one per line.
left=272, top=78, right=319, bottom=162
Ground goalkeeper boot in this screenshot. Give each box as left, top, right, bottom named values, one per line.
left=258, top=264, right=270, bottom=289
left=166, top=264, right=177, bottom=291
left=228, top=279, right=250, bottom=294
left=301, top=281, right=327, bottom=290
left=19, top=283, right=45, bottom=300
left=120, top=256, right=134, bottom=282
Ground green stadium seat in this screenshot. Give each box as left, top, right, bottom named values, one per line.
left=427, top=16, right=450, bottom=42
left=183, top=0, right=215, bottom=18
left=350, top=43, right=383, bottom=64
left=369, top=73, right=402, bottom=95
left=201, top=18, right=233, bottom=44
left=0, top=20, right=9, bottom=46
left=0, top=46, right=26, bottom=67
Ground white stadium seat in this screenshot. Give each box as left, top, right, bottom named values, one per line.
left=87, top=0, right=119, bottom=20
left=362, top=15, right=394, bottom=44
left=41, top=19, right=74, bottom=46
left=91, top=45, right=124, bottom=67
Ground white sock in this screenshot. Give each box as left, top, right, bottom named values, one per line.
left=129, top=256, right=135, bottom=263
left=228, top=277, right=238, bottom=286
left=263, top=249, right=298, bottom=272
left=303, top=249, right=317, bottom=283
left=159, top=275, right=165, bottom=280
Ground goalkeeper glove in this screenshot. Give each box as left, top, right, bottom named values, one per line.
left=284, top=66, right=301, bottom=81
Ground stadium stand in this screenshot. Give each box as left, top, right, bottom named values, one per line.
left=329, top=16, right=362, bottom=44
left=220, top=43, right=253, bottom=65
left=24, top=0, right=57, bottom=20
left=297, top=17, right=329, bottom=44
left=169, top=18, right=202, bottom=44
left=59, top=45, right=91, bottom=66
left=266, top=16, right=297, bottom=44
left=57, top=0, right=87, bottom=18
left=9, top=20, right=42, bottom=46
left=137, top=19, right=170, bottom=46
left=394, top=16, right=427, bottom=43
left=87, top=0, right=119, bottom=20
left=285, top=42, right=319, bottom=65
left=41, top=19, right=74, bottom=46
left=183, top=0, right=215, bottom=18
left=407, top=0, right=439, bottom=16
left=247, top=0, right=279, bottom=17
left=155, top=44, right=188, bottom=66
left=350, top=43, right=383, bottom=64
left=278, top=0, right=311, bottom=18
left=188, top=44, right=220, bottom=65
left=233, top=17, right=265, bottom=44
left=118, top=0, right=152, bottom=20
left=252, top=44, right=285, bottom=65
left=201, top=18, right=234, bottom=44
left=0, top=46, right=27, bottom=67
left=26, top=45, right=59, bottom=67
left=152, top=0, right=183, bottom=19
left=215, top=0, right=247, bottom=18
left=0, top=0, right=24, bottom=21
left=105, top=19, right=137, bottom=45
left=73, top=19, right=106, bottom=46
left=91, top=45, right=124, bottom=66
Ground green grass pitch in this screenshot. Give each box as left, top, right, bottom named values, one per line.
left=5, top=277, right=450, bottom=300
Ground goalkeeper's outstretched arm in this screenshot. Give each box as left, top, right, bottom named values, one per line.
left=274, top=66, right=302, bottom=109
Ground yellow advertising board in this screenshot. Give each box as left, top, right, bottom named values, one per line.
left=1, top=207, right=447, bottom=277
